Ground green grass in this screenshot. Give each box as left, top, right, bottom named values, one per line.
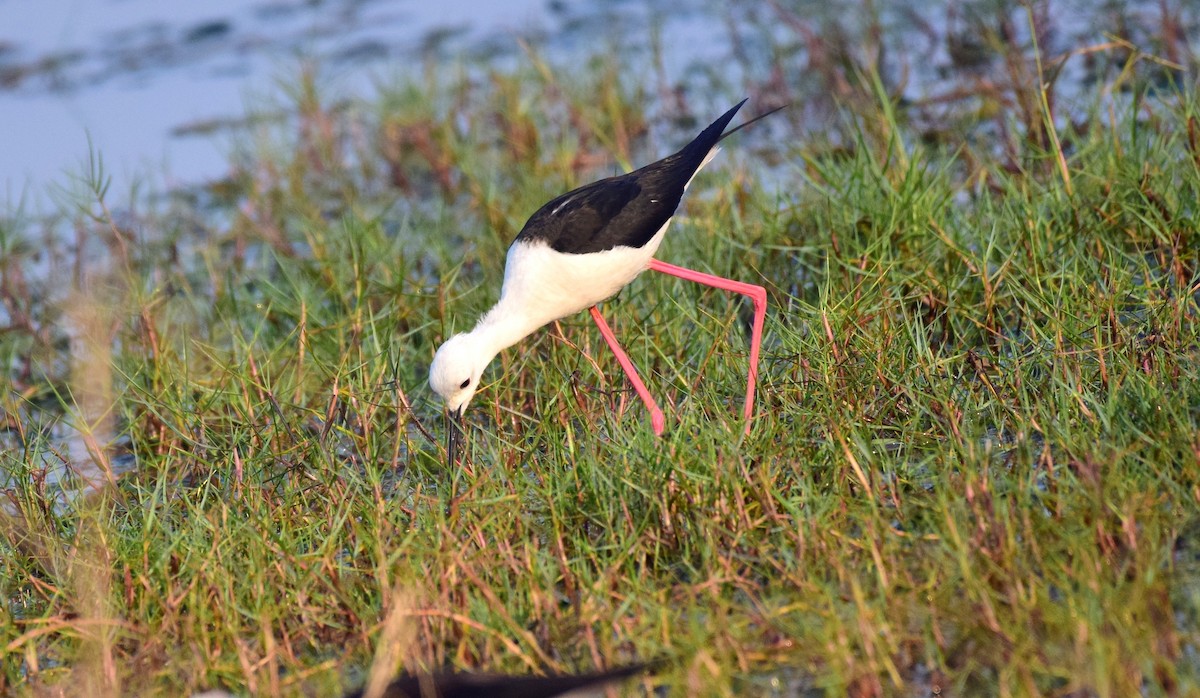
left=3, top=10, right=1200, bottom=697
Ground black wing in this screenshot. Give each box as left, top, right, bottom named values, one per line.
left=512, top=99, right=760, bottom=256
left=513, top=172, right=682, bottom=255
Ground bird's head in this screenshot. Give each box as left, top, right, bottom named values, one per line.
left=429, top=332, right=487, bottom=418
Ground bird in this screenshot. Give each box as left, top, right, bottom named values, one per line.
left=429, top=98, right=782, bottom=457
left=343, top=663, right=652, bottom=698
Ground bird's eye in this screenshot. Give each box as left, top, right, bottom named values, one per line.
left=459, top=378, right=471, bottom=389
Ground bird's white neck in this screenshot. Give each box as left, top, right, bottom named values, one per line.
left=461, top=295, right=545, bottom=367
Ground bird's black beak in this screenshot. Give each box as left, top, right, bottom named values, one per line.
left=445, top=408, right=463, bottom=465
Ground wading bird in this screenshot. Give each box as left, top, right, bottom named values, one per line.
left=430, top=99, right=782, bottom=458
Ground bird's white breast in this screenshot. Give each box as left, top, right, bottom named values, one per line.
left=498, top=220, right=671, bottom=327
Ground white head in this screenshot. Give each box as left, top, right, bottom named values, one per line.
left=429, top=332, right=490, bottom=417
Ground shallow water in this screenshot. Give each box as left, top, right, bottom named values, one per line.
left=0, top=0, right=725, bottom=212
left=0, top=0, right=534, bottom=206
left=3, top=0, right=1184, bottom=214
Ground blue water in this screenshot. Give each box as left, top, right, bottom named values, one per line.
left=0, top=0, right=720, bottom=212
left=3, top=0, right=1173, bottom=214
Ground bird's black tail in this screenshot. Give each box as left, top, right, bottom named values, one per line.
left=687, top=98, right=748, bottom=153
left=681, top=99, right=787, bottom=162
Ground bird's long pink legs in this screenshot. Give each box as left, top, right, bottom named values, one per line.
left=588, top=258, right=767, bottom=436
left=588, top=306, right=666, bottom=435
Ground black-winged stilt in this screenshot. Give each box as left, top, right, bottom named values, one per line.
left=430, top=99, right=781, bottom=455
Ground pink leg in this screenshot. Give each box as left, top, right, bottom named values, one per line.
left=588, top=306, right=666, bottom=436
left=648, top=258, right=766, bottom=435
